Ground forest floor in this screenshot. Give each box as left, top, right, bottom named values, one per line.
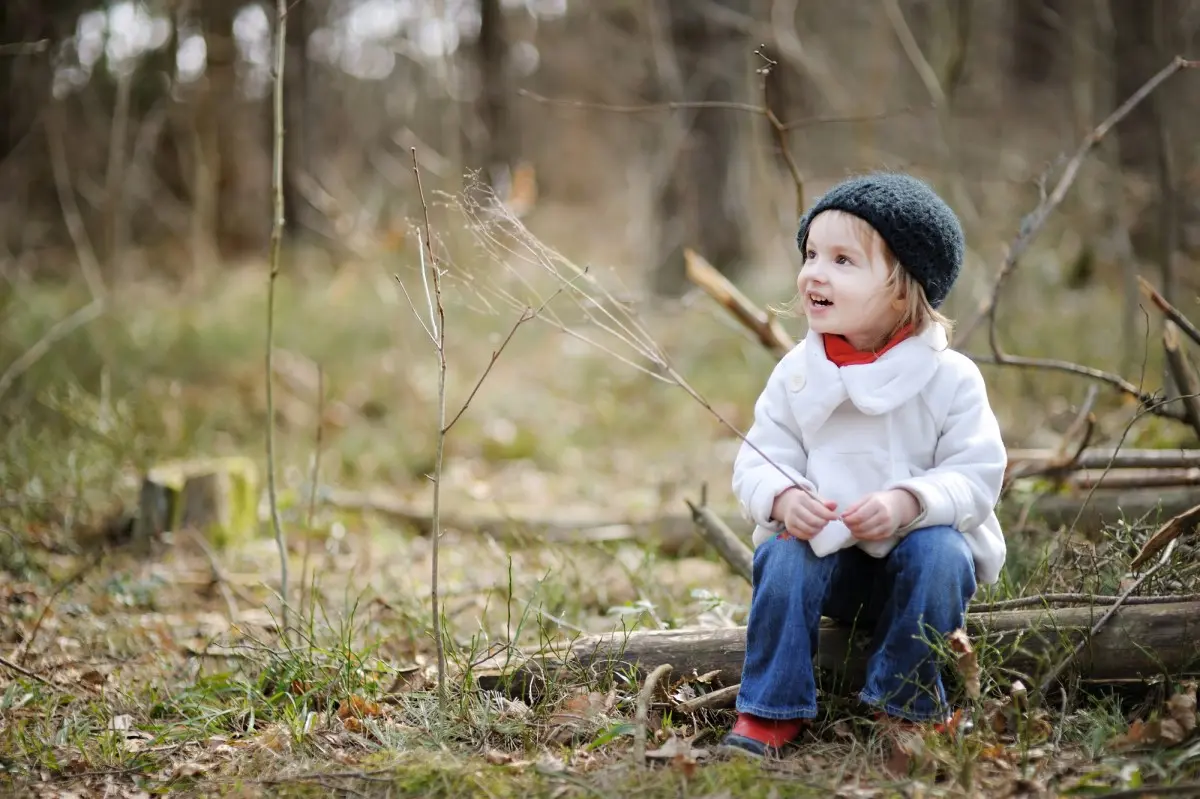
left=3, top=211, right=1200, bottom=798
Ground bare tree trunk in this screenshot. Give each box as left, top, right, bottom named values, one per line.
left=282, top=0, right=311, bottom=235
left=1010, top=0, right=1066, bottom=85
left=193, top=0, right=269, bottom=260
left=1110, top=0, right=1184, bottom=295
left=0, top=0, right=55, bottom=160
left=652, top=0, right=752, bottom=295
left=475, top=0, right=514, bottom=187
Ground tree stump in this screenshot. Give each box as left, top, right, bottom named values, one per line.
left=133, top=457, right=260, bottom=549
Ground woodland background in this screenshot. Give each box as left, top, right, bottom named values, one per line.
left=3, top=1, right=1200, bottom=797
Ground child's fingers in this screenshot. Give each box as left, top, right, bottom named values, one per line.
left=791, top=506, right=829, bottom=534
left=805, top=495, right=840, bottom=520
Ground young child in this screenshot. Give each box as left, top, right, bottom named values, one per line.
left=721, top=172, right=1007, bottom=757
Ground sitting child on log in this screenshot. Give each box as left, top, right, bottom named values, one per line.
left=722, top=172, right=1008, bottom=757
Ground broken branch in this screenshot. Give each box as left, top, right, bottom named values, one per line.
left=478, top=600, right=1200, bottom=697
left=1162, top=321, right=1200, bottom=440
left=1140, top=275, right=1200, bottom=349
left=684, top=493, right=753, bottom=582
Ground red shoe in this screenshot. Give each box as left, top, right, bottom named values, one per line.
left=719, top=713, right=807, bottom=758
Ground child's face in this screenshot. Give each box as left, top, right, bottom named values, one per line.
left=797, top=210, right=905, bottom=350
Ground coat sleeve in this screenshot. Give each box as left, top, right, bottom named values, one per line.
left=888, top=359, right=1006, bottom=534
left=732, top=359, right=817, bottom=532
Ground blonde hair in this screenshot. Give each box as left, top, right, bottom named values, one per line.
left=776, top=210, right=954, bottom=346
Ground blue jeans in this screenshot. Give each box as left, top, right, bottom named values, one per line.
left=736, top=525, right=977, bottom=722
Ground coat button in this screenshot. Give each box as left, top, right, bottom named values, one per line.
left=790, top=372, right=806, bottom=392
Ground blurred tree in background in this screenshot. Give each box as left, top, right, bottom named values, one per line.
left=1, top=0, right=1198, bottom=302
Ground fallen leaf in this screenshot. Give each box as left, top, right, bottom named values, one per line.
left=1110, top=682, right=1199, bottom=750
left=947, top=628, right=980, bottom=699
left=484, top=748, right=514, bottom=765
left=645, top=734, right=707, bottom=777
left=338, top=695, right=383, bottom=720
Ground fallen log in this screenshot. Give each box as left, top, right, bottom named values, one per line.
left=1026, top=488, right=1200, bottom=532
left=1005, top=447, right=1200, bottom=474
left=475, top=601, right=1200, bottom=698
left=1066, top=468, right=1200, bottom=490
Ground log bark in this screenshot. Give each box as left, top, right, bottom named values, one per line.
left=476, top=601, right=1200, bottom=696
left=1006, top=447, right=1200, bottom=473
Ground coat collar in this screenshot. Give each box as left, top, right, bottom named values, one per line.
left=789, top=322, right=945, bottom=433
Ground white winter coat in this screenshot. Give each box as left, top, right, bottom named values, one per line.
left=732, top=322, right=1008, bottom=585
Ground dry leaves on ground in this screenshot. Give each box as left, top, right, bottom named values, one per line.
left=1110, top=681, right=1198, bottom=750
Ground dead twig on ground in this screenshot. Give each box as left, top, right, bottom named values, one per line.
left=676, top=683, right=740, bottom=713
left=0, top=655, right=63, bottom=691
left=265, top=0, right=291, bottom=647
left=634, top=663, right=672, bottom=763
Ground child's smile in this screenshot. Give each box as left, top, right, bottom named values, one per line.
left=797, top=210, right=903, bottom=351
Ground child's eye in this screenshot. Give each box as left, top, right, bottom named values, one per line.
left=804, top=249, right=816, bottom=261
left=835, top=254, right=852, bottom=265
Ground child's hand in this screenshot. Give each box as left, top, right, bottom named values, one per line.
left=771, top=487, right=840, bottom=540
left=842, top=489, right=920, bottom=541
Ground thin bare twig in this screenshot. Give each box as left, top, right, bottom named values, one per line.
left=410, top=148, right=448, bottom=707
left=967, top=351, right=1186, bottom=422
left=516, top=88, right=922, bottom=132
left=755, top=47, right=805, bottom=217
left=1037, top=539, right=1179, bottom=697
left=954, top=56, right=1199, bottom=349
left=442, top=276, right=577, bottom=435
left=266, top=0, right=291, bottom=646
left=0, top=299, right=105, bottom=401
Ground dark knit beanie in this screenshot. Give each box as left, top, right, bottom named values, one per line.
left=795, top=173, right=964, bottom=309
